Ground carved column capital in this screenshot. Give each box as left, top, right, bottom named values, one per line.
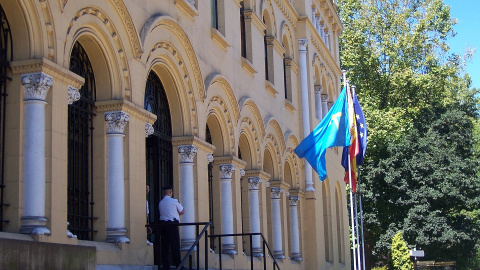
left=328, top=102, right=333, bottom=110
left=240, top=169, right=245, bottom=177
left=105, top=111, right=130, bottom=134
left=178, top=145, right=198, bottom=163
left=145, top=123, right=154, bottom=137
left=270, top=187, right=283, bottom=199
left=314, top=85, right=323, bottom=94
left=67, top=86, right=80, bottom=104
left=297, top=39, right=308, bottom=52
left=248, top=177, right=262, bottom=190
left=22, top=72, right=53, bottom=101
left=207, top=153, right=214, bottom=164
left=321, top=94, right=329, bottom=102
left=220, top=164, right=236, bottom=179
left=289, top=195, right=300, bottom=206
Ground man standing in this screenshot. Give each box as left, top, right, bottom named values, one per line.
left=158, top=185, right=184, bottom=270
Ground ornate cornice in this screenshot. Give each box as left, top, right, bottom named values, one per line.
left=220, top=164, right=236, bottom=179
left=272, top=0, right=297, bottom=27
left=22, top=73, right=53, bottom=102
left=178, top=145, right=198, bottom=163
left=12, top=58, right=84, bottom=90
left=67, top=85, right=80, bottom=104
left=172, top=136, right=216, bottom=154
left=95, top=99, right=157, bottom=124
left=105, top=111, right=129, bottom=134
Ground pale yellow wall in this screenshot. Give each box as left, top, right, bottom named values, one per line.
left=0, top=0, right=350, bottom=269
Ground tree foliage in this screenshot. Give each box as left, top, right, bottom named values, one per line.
left=337, top=0, right=480, bottom=268
left=391, top=231, right=414, bottom=270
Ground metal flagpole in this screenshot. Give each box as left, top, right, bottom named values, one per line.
left=358, top=176, right=367, bottom=270
left=346, top=82, right=357, bottom=270
left=352, top=84, right=362, bottom=270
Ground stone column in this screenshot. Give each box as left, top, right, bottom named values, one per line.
left=248, top=176, right=263, bottom=257
left=271, top=187, right=285, bottom=259
left=20, top=72, right=53, bottom=235
left=325, top=31, right=330, bottom=50
left=315, top=85, right=323, bottom=120
left=105, top=111, right=130, bottom=243
left=321, top=23, right=326, bottom=41
left=321, top=94, right=329, bottom=120
left=316, top=16, right=321, bottom=34
left=179, top=145, right=198, bottom=249
left=328, top=101, right=333, bottom=111
left=298, top=39, right=315, bottom=192
left=220, top=164, right=237, bottom=254
left=312, top=8, right=317, bottom=30
left=289, top=195, right=302, bottom=261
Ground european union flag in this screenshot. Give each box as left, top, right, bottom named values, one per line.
left=353, top=91, right=367, bottom=165
left=294, top=87, right=351, bottom=181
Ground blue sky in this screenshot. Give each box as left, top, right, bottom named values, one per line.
left=443, top=0, right=480, bottom=88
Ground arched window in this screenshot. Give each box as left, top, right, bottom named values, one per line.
left=0, top=5, right=12, bottom=231
left=68, top=42, right=96, bottom=240
left=145, top=71, right=173, bottom=263
left=240, top=2, right=246, bottom=58
left=206, top=124, right=215, bottom=250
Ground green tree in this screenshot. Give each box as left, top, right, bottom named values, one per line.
left=391, top=231, right=414, bottom=270
left=337, top=0, right=480, bottom=268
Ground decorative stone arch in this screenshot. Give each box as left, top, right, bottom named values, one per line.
left=260, top=0, right=277, bottom=37
left=284, top=131, right=302, bottom=190
left=263, top=132, right=282, bottom=180
left=147, top=54, right=195, bottom=137
left=206, top=94, right=237, bottom=156
left=279, top=21, right=294, bottom=60
left=238, top=97, right=264, bottom=169
left=140, top=15, right=205, bottom=102
left=205, top=73, right=240, bottom=124
left=1, top=0, right=42, bottom=60
left=263, top=116, right=286, bottom=154
left=239, top=97, right=265, bottom=139
left=62, top=0, right=142, bottom=58
left=238, top=125, right=257, bottom=170
left=63, top=6, right=130, bottom=100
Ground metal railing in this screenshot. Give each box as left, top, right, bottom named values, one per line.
left=147, top=222, right=281, bottom=270
left=209, top=232, right=281, bottom=270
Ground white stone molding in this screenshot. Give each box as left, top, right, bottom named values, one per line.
left=145, top=123, right=154, bottom=137
left=219, top=163, right=237, bottom=254
left=298, top=37, right=315, bottom=192
left=271, top=186, right=285, bottom=259
left=105, top=111, right=130, bottom=134
left=20, top=72, right=52, bottom=235
left=207, top=153, right=214, bottom=164
left=67, top=85, right=80, bottom=104
left=22, top=72, right=53, bottom=101
left=179, top=145, right=198, bottom=250
left=248, top=176, right=262, bottom=190
left=105, top=110, right=130, bottom=243
left=178, top=145, right=198, bottom=163
left=289, top=195, right=302, bottom=261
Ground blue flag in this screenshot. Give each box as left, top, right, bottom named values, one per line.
left=341, top=91, right=368, bottom=169
left=294, top=87, right=351, bottom=181
left=353, top=91, right=367, bottom=165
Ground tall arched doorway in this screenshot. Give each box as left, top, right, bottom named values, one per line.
left=67, top=42, right=96, bottom=240
left=0, top=4, right=12, bottom=231
left=145, top=71, right=173, bottom=265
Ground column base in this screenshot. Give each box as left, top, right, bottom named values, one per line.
left=181, top=239, right=196, bottom=251
left=305, top=184, right=315, bottom=192
left=252, top=248, right=264, bottom=257
left=20, top=216, right=51, bottom=235
left=273, top=251, right=285, bottom=259
left=106, top=227, right=130, bottom=243
left=222, top=244, right=237, bottom=255
left=291, top=253, right=303, bottom=261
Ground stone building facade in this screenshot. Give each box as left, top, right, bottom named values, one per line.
left=0, top=0, right=350, bottom=269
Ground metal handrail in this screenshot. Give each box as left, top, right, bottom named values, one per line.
left=147, top=221, right=210, bottom=270
left=209, top=232, right=281, bottom=270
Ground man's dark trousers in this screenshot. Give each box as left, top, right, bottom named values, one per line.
left=160, top=220, right=181, bottom=270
